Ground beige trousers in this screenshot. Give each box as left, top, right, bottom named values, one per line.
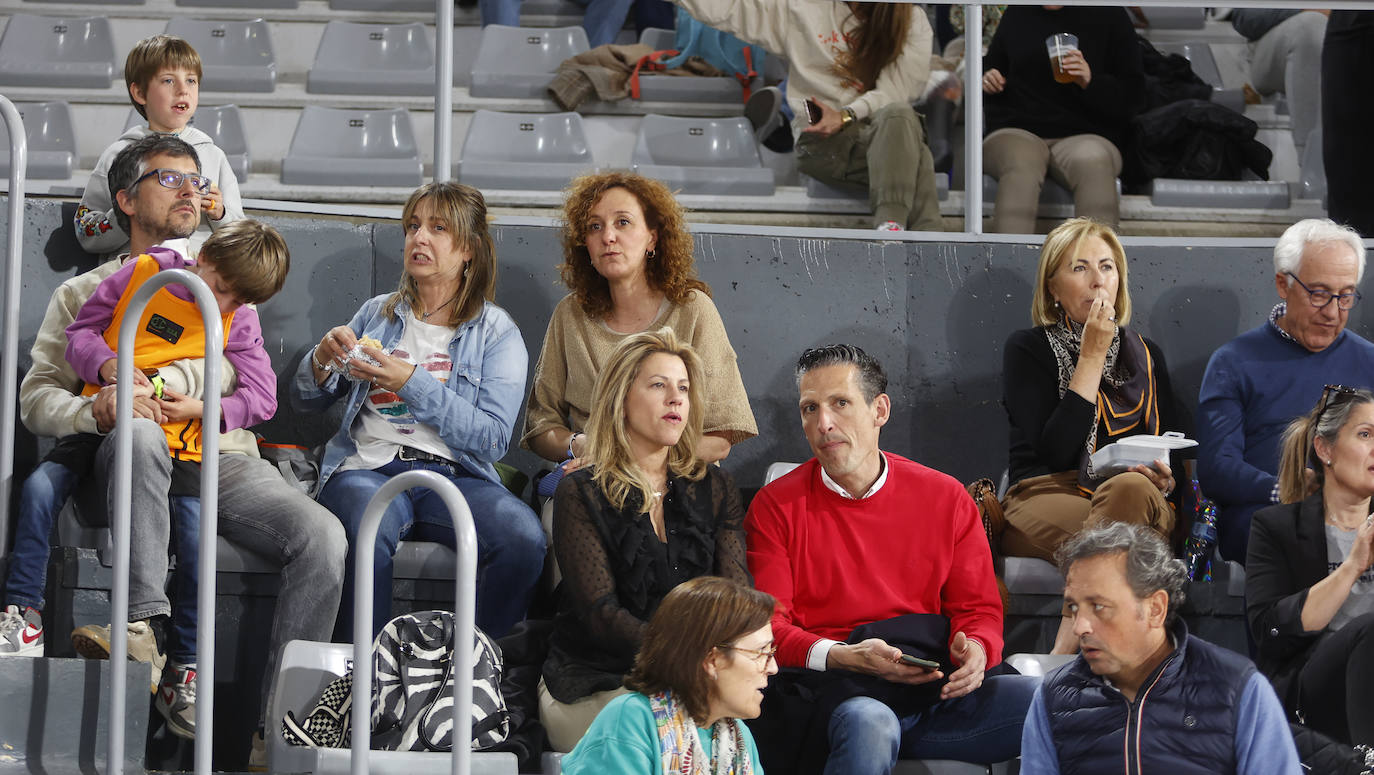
left=983, top=127, right=1123, bottom=234
left=538, top=678, right=631, bottom=753
left=1000, top=470, right=1173, bottom=563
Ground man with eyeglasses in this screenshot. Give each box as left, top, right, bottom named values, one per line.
left=744, top=344, right=1039, bottom=775
left=1198, top=218, right=1374, bottom=565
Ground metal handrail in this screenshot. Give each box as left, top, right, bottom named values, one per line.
left=106, top=268, right=223, bottom=775
left=349, top=469, right=477, bottom=775
left=0, top=97, right=27, bottom=556
left=435, top=0, right=454, bottom=183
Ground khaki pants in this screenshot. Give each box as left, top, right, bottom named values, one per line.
left=983, top=128, right=1123, bottom=234
left=1000, top=470, right=1173, bottom=563
left=538, top=678, right=630, bottom=753
left=796, top=102, right=943, bottom=231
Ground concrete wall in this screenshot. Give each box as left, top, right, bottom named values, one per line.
left=6, top=197, right=1368, bottom=503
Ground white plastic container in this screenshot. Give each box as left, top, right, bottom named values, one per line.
left=1088, top=431, right=1198, bottom=478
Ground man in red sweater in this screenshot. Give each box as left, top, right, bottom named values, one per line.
left=746, top=344, right=1038, bottom=774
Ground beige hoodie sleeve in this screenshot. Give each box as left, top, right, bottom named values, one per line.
left=848, top=9, right=934, bottom=120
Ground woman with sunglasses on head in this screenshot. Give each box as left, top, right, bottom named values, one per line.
left=540, top=329, right=753, bottom=753
left=563, top=576, right=776, bottom=775
left=1246, top=385, right=1374, bottom=747
left=1001, top=218, right=1191, bottom=651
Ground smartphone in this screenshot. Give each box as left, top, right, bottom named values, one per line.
left=805, top=97, right=822, bottom=125
left=899, top=654, right=941, bottom=670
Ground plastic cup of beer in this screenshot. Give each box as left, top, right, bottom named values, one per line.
left=1046, top=33, right=1079, bottom=83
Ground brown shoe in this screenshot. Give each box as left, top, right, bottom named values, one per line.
left=71, top=621, right=166, bottom=693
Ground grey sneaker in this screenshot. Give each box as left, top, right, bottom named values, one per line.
left=71, top=620, right=166, bottom=692
left=155, top=664, right=196, bottom=739
left=0, top=605, right=43, bottom=657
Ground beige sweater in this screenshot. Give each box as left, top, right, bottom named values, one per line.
left=19, top=252, right=258, bottom=457
left=521, top=290, right=757, bottom=450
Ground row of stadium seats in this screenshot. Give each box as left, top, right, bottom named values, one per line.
left=0, top=15, right=742, bottom=103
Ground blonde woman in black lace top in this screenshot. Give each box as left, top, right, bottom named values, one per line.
left=538, top=327, right=752, bottom=752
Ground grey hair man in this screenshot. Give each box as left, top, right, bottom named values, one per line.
left=1019, top=523, right=1299, bottom=774
left=1197, top=218, right=1374, bottom=563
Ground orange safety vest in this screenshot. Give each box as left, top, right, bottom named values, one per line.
left=81, top=254, right=235, bottom=462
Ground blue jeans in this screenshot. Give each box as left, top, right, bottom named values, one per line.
left=5, top=459, right=198, bottom=663
left=824, top=674, right=1041, bottom=773
left=319, top=458, right=545, bottom=641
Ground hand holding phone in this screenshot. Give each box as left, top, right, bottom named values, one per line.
left=805, top=97, right=822, bottom=125
left=898, top=653, right=941, bottom=670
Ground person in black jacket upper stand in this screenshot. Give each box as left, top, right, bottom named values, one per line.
left=981, top=5, right=1145, bottom=234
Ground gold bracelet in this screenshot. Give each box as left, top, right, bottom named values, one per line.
left=840, top=107, right=856, bottom=128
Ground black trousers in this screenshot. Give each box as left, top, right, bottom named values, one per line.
left=1298, top=611, right=1374, bottom=745
left=1322, top=11, right=1374, bottom=237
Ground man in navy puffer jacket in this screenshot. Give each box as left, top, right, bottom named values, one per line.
left=1020, top=523, right=1300, bottom=775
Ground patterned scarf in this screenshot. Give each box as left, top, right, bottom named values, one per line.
left=1043, top=315, right=1160, bottom=490
left=648, top=689, right=753, bottom=775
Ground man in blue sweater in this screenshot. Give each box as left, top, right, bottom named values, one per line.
left=1020, top=523, right=1299, bottom=775
left=1197, top=218, right=1374, bottom=563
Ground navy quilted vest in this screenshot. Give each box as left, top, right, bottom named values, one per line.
left=1043, top=620, right=1255, bottom=775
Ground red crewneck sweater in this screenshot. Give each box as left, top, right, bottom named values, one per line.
left=746, top=452, right=1004, bottom=669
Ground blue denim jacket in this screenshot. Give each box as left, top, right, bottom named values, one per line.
left=290, top=294, right=528, bottom=493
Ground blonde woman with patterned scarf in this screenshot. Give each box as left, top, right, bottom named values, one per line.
left=564, top=576, right=776, bottom=774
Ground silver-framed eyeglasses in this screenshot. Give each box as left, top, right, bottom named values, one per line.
left=132, top=168, right=212, bottom=196
left=1286, top=272, right=1362, bottom=310
left=719, top=643, right=777, bottom=668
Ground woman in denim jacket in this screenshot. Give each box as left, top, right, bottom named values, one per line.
left=291, top=182, right=545, bottom=641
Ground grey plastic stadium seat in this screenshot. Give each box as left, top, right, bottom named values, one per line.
left=804, top=173, right=949, bottom=203
left=165, top=18, right=276, bottom=93
left=177, top=0, right=296, bottom=9
left=24, top=0, right=143, bottom=8
left=469, top=25, right=588, bottom=99
left=307, top=21, right=435, bottom=97
left=1005, top=653, right=1076, bottom=677
left=639, top=27, right=674, bottom=51
left=281, top=106, right=422, bottom=187
left=1150, top=178, right=1291, bottom=209
left=329, top=0, right=431, bottom=10
left=1143, top=6, right=1204, bottom=29
left=0, top=14, right=116, bottom=88
left=0, top=101, right=77, bottom=179
left=632, top=114, right=774, bottom=195
left=268, top=640, right=519, bottom=774
left=458, top=110, right=594, bottom=190
left=194, top=104, right=251, bottom=182
left=1002, top=556, right=1065, bottom=595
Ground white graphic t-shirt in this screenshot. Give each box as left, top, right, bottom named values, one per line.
left=337, top=314, right=457, bottom=474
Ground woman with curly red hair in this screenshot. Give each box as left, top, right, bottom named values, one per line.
left=522, top=172, right=756, bottom=473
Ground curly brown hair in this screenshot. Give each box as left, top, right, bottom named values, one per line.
left=559, top=172, right=709, bottom=319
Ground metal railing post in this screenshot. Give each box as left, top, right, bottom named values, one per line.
left=964, top=2, right=984, bottom=235
left=107, top=268, right=223, bottom=775
left=434, top=0, right=455, bottom=182
left=351, top=469, right=476, bottom=775
left=0, top=96, right=27, bottom=555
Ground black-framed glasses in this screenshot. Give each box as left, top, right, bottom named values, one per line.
left=1318, top=384, right=1359, bottom=419
left=719, top=643, right=777, bottom=668
left=1286, top=272, right=1362, bottom=310
left=132, top=168, right=211, bottom=196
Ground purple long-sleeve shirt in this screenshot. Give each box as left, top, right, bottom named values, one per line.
left=65, top=246, right=277, bottom=433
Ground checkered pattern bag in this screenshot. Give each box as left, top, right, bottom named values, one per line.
left=281, top=672, right=353, bottom=748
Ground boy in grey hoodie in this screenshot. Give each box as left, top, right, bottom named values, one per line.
left=74, top=34, right=245, bottom=259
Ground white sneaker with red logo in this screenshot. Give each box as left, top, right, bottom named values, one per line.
left=0, top=604, right=44, bottom=657
left=875, top=221, right=903, bottom=232
left=156, top=663, right=197, bottom=739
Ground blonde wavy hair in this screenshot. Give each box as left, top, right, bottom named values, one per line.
left=585, top=328, right=707, bottom=514
left=1031, top=217, right=1133, bottom=327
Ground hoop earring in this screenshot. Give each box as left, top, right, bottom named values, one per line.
left=646, top=248, right=656, bottom=260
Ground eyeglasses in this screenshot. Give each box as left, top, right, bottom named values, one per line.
left=1318, top=384, right=1359, bottom=420
left=132, top=168, right=211, bottom=196
left=1286, top=273, right=1362, bottom=310
left=719, top=643, right=777, bottom=669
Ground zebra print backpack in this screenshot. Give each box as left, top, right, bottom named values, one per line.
left=370, top=610, right=511, bottom=752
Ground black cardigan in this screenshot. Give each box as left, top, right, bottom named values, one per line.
left=1002, top=326, right=1191, bottom=488
left=1245, top=495, right=1337, bottom=714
